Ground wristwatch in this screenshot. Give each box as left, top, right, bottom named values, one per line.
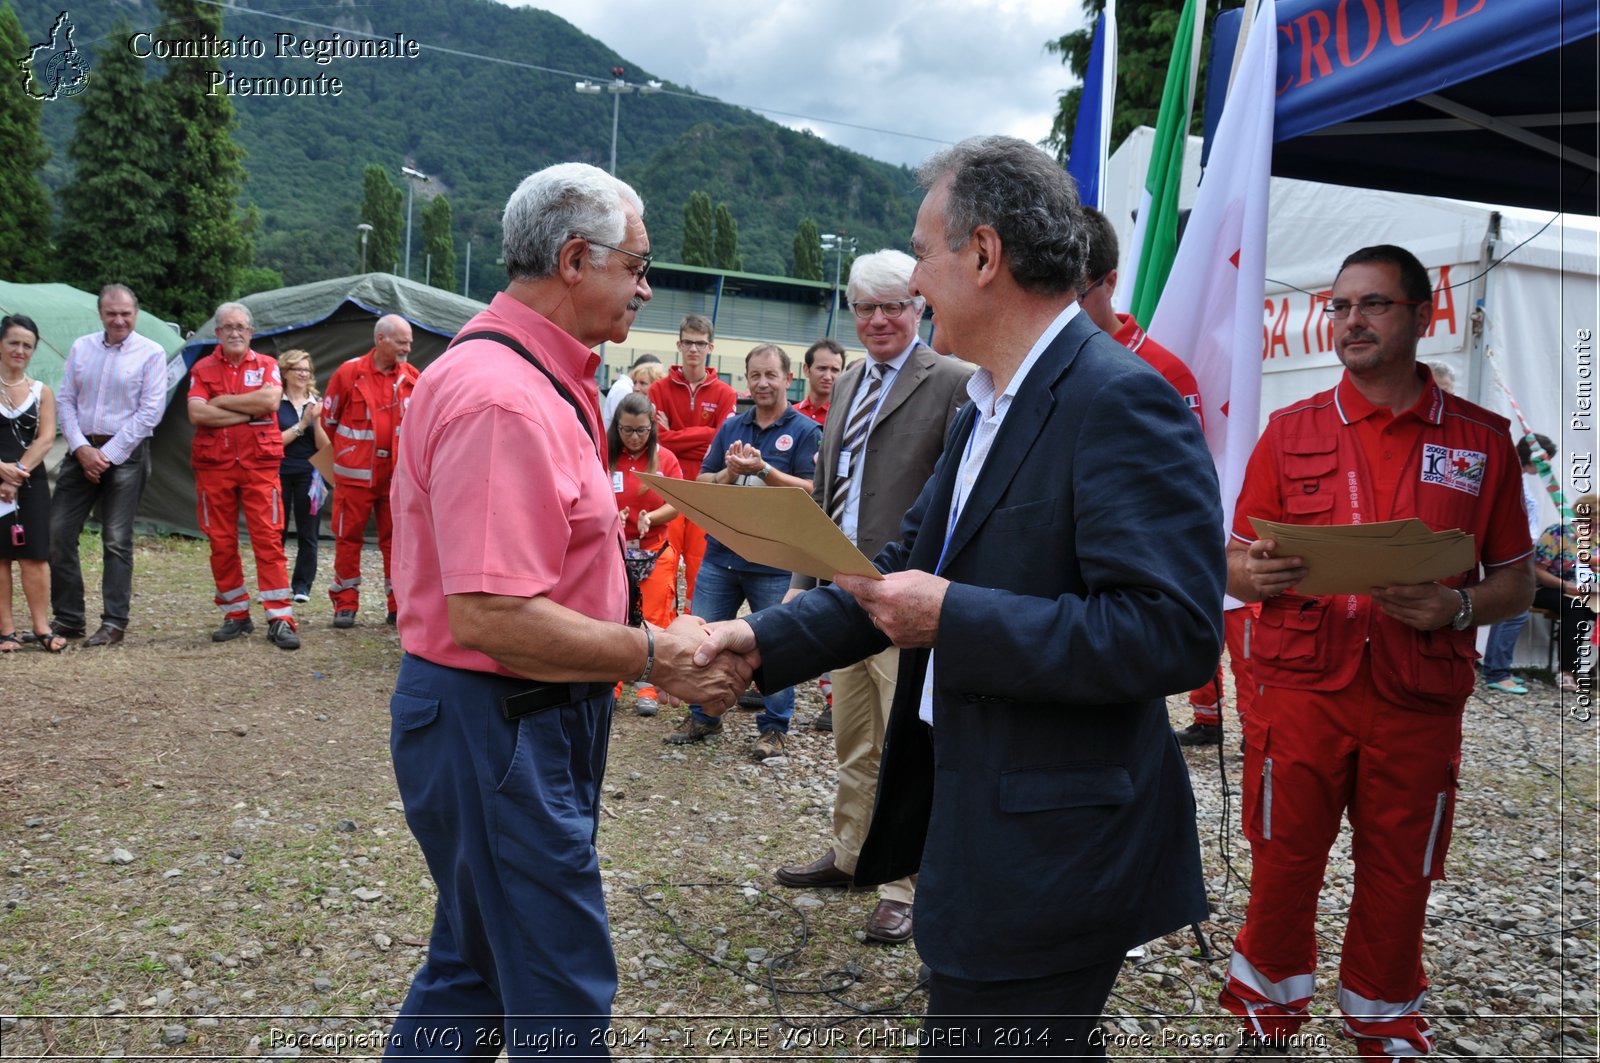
left=757, top=463, right=772, bottom=481
left=1449, top=587, right=1474, bottom=630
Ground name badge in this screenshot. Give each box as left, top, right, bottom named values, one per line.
left=612, top=471, right=625, bottom=493
left=837, top=449, right=853, bottom=479
left=243, top=368, right=264, bottom=387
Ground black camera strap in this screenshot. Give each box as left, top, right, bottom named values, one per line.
left=448, top=330, right=600, bottom=459
left=447, top=328, right=642, bottom=626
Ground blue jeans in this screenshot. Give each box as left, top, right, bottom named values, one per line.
left=1482, top=611, right=1530, bottom=683
left=690, top=561, right=794, bottom=733
left=49, top=442, right=151, bottom=631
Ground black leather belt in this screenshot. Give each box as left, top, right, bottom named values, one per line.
left=501, top=680, right=612, bottom=720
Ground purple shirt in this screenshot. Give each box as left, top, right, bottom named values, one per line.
left=57, top=330, right=169, bottom=465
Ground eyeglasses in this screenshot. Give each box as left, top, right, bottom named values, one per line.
left=1079, top=274, right=1109, bottom=298
left=286, top=367, right=312, bottom=374
left=678, top=339, right=712, bottom=350
left=217, top=324, right=253, bottom=335
left=852, top=299, right=915, bottom=320
left=587, top=239, right=653, bottom=281
left=1322, top=297, right=1426, bottom=320
left=618, top=424, right=651, bottom=437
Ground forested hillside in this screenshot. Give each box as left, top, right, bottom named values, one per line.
left=17, top=0, right=920, bottom=288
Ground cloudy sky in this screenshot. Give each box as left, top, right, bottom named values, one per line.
left=511, top=0, right=1090, bottom=168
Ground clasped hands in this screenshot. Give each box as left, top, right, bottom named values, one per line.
left=667, top=570, right=949, bottom=717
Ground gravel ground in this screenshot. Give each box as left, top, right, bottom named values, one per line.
left=0, top=535, right=1596, bottom=1059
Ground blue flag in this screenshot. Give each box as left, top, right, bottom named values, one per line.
left=1067, top=8, right=1115, bottom=209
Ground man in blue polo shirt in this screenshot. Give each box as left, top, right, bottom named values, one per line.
left=667, top=343, right=821, bottom=759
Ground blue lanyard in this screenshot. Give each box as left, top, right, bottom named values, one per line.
left=934, top=410, right=982, bottom=575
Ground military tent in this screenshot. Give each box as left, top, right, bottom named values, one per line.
left=139, top=273, right=486, bottom=535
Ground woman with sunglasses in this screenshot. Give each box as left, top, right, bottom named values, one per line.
left=607, top=391, right=682, bottom=715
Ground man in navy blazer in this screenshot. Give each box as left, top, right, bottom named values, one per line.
left=695, top=136, right=1224, bottom=1055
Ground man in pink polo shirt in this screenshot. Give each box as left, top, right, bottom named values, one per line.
left=384, top=163, right=751, bottom=1058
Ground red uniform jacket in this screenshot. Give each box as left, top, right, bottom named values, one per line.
left=322, top=350, right=420, bottom=486
left=1113, top=313, right=1203, bottom=429
left=648, top=366, right=736, bottom=478
left=188, top=349, right=284, bottom=471
left=1235, top=372, right=1532, bottom=714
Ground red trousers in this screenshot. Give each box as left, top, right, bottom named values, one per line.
left=196, top=464, right=293, bottom=624
left=667, top=518, right=707, bottom=610
left=1189, top=604, right=1257, bottom=726
left=1220, top=653, right=1461, bottom=1060
left=329, top=478, right=394, bottom=613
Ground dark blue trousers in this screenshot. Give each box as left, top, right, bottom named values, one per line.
left=385, top=654, right=616, bottom=1060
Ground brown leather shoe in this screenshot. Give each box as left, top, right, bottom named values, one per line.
left=83, top=624, right=125, bottom=648
left=864, top=899, right=913, bottom=944
left=774, top=849, right=855, bottom=889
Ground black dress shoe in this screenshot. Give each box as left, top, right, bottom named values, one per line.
left=83, top=624, right=125, bottom=647
left=48, top=622, right=86, bottom=640
left=864, top=899, right=913, bottom=943
left=1175, top=722, right=1223, bottom=747
left=774, top=849, right=855, bottom=889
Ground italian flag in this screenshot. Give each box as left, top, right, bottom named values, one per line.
left=1121, top=0, right=1204, bottom=327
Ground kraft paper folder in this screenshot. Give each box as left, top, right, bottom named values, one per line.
left=636, top=473, right=883, bottom=583
left=1249, top=517, right=1476, bottom=597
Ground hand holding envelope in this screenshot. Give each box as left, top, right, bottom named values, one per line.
left=1248, top=517, right=1477, bottom=597
left=636, top=473, right=883, bottom=583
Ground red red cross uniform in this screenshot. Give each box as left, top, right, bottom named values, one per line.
left=1219, top=367, right=1532, bottom=1059
left=189, top=350, right=294, bottom=627
left=321, top=350, right=420, bottom=615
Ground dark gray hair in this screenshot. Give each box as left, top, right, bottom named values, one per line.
left=917, top=135, right=1087, bottom=296
left=98, top=283, right=138, bottom=311
left=502, top=163, right=645, bottom=282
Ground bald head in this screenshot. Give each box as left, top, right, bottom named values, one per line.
left=373, top=314, right=413, bottom=370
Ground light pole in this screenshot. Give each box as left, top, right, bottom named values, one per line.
left=574, top=67, right=662, bottom=175
left=401, top=165, right=429, bottom=279
left=820, top=233, right=857, bottom=339
left=356, top=222, right=373, bottom=273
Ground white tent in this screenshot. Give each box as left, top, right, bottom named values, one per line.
left=1106, top=125, right=1600, bottom=668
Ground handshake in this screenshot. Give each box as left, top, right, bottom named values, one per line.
left=646, top=615, right=760, bottom=714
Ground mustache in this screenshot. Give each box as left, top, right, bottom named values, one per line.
left=627, top=297, right=644, bottom=312
left=1342, top=330, right=1379, bottom=345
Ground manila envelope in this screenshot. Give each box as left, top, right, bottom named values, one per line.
left=637, top=473, right=883, bottom=583
left=1250, top=517, right=1476, bottom=596
left=308, top=441, right=335, bottom=483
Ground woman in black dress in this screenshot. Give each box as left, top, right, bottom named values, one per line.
left=276, top=349, right=330, bottom=601
left=0, top=314, right=62, bottom=652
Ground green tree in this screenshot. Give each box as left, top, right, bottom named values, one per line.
left=421, top=193, right=456, bottom=290
left=712, top=202, right=742, bottom=272
left=55, top=23, right=175, bottom=304
left=681, top=190, right=713, bottom=266
left=791, top=218, right=823, bottom=280
left=358, top=166, right=404, bottom=274
left=1044, top=0, right=1235, bottom=164
left=153, top=0, right=254, bottom=326
left=0, top=3, right=53, bottom=281
left=234, top=265, right=284, bottom=298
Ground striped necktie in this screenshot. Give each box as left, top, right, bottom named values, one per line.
left=828, top=361, right=888, bottom=526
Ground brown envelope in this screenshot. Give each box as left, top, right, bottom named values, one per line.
left=637, top=473, right=883, bottom=583
left=1250, top=517, right=1477, bottom=596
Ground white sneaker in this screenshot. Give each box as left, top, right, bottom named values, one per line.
left=293, top=593, right=310, bottom=603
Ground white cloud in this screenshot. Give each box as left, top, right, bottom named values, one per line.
left=512, top=0, right=1089, bottom=168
